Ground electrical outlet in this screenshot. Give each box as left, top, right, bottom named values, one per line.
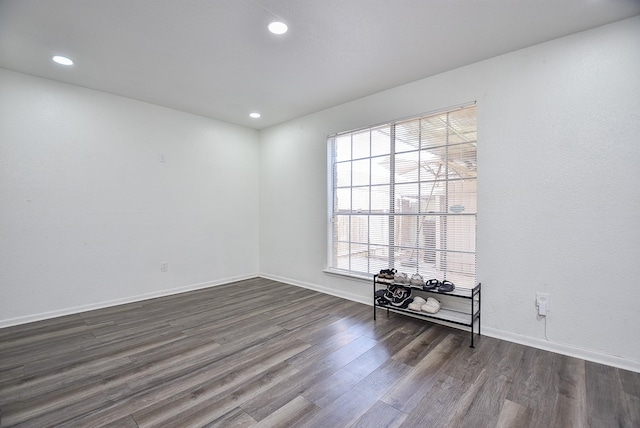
left=536, top=292, right=550, bottom=316
left=160, top=262, right=168, bottom=272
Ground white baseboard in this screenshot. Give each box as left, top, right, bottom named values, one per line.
left=0, top=273, right=259, bottom=329
left=482, top=327, right=640, bottom=373
left=258, top=273, right=371, bottom=306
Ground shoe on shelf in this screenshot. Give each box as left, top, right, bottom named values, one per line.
left=408, top=296, right=426, bottom=311
left=383, top=284, right=400, bottom=301
left=437, top=280, right=455, bottom=293
left=383, top=268, right=397, bottom=284
left=376, top=296, right=390, bottom=306
left=376, top=270, right=389, bottom=284
left=421, top=297, right=442, bottom=314
left=390, top=286, right=412, bottom=308
left=410, top=273, right=424, bottom=288
left=423, top=279, right=440, bottom=291
left=394, top=272, right=409, bottom=285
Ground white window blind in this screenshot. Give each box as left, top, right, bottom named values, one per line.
left=328, top=104, right=477, bottom=288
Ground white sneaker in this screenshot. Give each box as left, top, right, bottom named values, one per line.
left=412, top=296, right=426, bottom=306
left=408, top=296, right=426, bottom=311
left=394, top=272, right=409, bottom=284
left=410, top=273, right=424, bottom=287
left=421, top=297, right=442, bottom=314
left=408, top=302, right=421, bottom=311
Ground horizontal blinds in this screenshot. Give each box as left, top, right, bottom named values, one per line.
left=330, top=105, right=477, bottom=288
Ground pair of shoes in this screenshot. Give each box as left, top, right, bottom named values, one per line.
left=394, top=272, right=409, bottom=285
left=409, top=273, right=424, bottom=288
left=423, top=279, right=455, bottom=293
left=421, top=297, right=442, bottom=314
left=394, top=290, right=412, bottom=308
left=376, top=284, right=413, bottom=309
left=408, top=296, right=426, bottom=311
left=382, top=284, right=399, bottom=301
left=377, top=269, right=397, bottom=284
left=376, top=282, right=414, bottom=309
left=407, top=296, right=441, bottom=313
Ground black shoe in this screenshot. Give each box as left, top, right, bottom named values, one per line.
left=390, top=286, right=412, bottom=308
left=437, top=280, right=455, bottom=293
left=423, top=279, right=440, bottom=291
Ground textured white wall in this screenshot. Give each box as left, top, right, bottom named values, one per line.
left=0, top=70, right=260, bottom=325
left=259, top=16, right=640, bottom=369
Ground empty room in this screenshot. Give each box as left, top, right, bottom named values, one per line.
left=1, top=1, right=640, bottom=427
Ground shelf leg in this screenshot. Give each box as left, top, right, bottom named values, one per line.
left=373, top=278, right=377, bottom=321
left=470, top=292, right=475, bottom=348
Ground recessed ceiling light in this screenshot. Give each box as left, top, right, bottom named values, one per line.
left=268, top=21, right=288, bottom=35
left=250, top=112, right=261, bottom=119
left=52, top=55, right=74, bottom=65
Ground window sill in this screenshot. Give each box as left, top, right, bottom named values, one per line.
left=323, top=268, right=373, bottom=284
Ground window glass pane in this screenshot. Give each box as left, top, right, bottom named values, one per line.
left=351, top=215, right=368, bottom=245
left=352, top=187, right=370, bottom=212
left=448, top=142, right=477, bottom=179
left=335, top=135, right=351, bottom=162
left=370, top=216, right=390, bottom=246
left=336, top=188, right=351, bottom=211
left=333, top=241, right=350, bottom=267
left=419, top=182, right=445, bottom=213
left=371, top=156, right=390, bottom=185
left=419, top=148, right=445, bottom=181
left=351, top=244, right=370, bottom=273
left=333, top=243, right=352, bottom=271
left=352, top=159, right=370, bottom=186
left=336, top=162, right=351, bottom=187
left=395, top=214, right=420, bottom=250
left=420, top=114, right=446, bottom=149
left=371, top=126, right=391, bottom=156
left=369, top=246, right=390, bottom=272
left=447, top=108, right=477, bottom=144
left=395, top=184, right=419, bottom=213
left=418, top=214, right=476, bottom=253
left=446, top=179, right=477, bottom=214
left=370, top=185, right=390, bottom=212
left=352, top=131, right=370, bottom=159
left=395, top=120, right=420, bottom=153
left=443, top=215, right=476, bottom=253
left=394, top=151, right=420, bottom=183
left=334, top=215, right=350, bottom=242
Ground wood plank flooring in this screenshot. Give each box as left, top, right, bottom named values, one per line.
left=1, top=277, right=639, bottom=427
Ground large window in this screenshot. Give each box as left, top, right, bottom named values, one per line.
left=328, top=104, right=477, bottom=288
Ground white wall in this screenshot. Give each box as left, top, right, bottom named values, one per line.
left=0, top=69, right=260, bottom=325
left=259, top=16, right=640, bottom=371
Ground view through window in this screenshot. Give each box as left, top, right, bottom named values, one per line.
left=328, top=104, right=477, bottom=288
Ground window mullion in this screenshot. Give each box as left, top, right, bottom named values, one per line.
left=442, top=112, right=450, bottom=279
left=389, top=124, right=396, bottom=269
left=349, top=134, right=354, bottom=271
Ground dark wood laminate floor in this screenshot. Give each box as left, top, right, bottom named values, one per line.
left=1, top=277, right=639, bottom=427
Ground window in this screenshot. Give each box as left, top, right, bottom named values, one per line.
left=327, top=104, right=477, bottom=288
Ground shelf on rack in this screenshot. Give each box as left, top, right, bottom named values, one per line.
left=375, top=304, right=478, bottom=326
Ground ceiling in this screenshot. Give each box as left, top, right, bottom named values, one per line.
left=1, top=0, right=639, bottom=130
